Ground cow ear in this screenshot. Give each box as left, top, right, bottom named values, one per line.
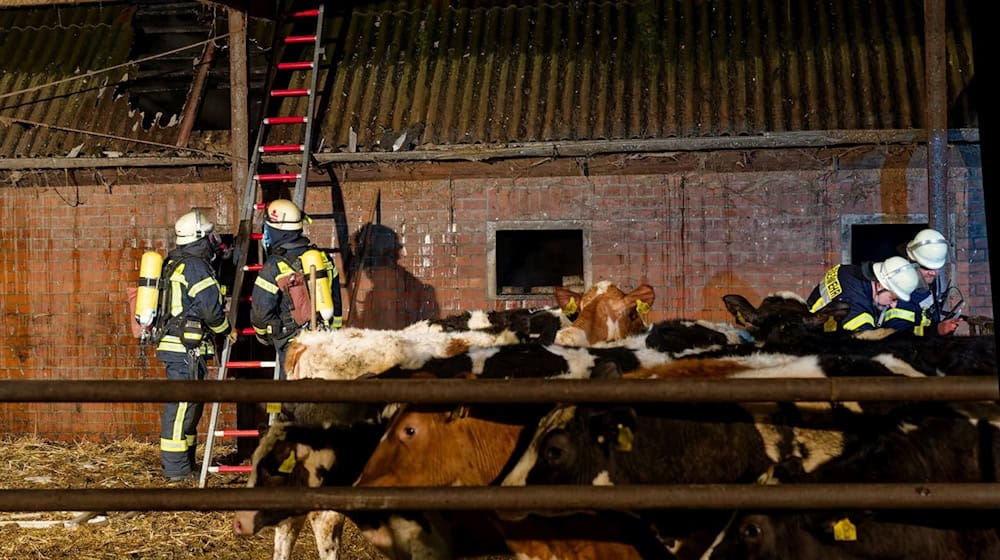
left=624, top=285, right=656, bottom=312
left=723, top=294, right=759, bottom=327
left=587, top=407, right=637, bottom=452
left=554, top=287, right=583, bottom=316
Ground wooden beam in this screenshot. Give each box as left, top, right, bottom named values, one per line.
left=228, top=7, right=250, bottom=211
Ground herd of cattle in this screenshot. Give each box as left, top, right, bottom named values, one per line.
left=229, top=281, right=1000, bottom=560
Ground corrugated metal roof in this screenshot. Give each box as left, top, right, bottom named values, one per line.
left=272, top=0, right=975, bottom=152
left=0, top=0, right=979, bottom=159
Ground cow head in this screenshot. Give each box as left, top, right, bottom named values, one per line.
left=722, top=292, right=850, bottom=344
left=554, top=281, right=656, bottom=346
left=528, top=405, right=638, bottom=486
left=232, top=420, right=383, bottom=537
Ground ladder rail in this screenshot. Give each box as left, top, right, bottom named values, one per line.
left=293, top=3, right=325, bottom=208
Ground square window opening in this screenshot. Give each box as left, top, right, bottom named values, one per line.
left=850, top=223, right=928, bottom=264
left=495, top=229, right=585, bottom=297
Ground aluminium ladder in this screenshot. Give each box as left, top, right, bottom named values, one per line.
left=199, top=1, right=327, bottom=488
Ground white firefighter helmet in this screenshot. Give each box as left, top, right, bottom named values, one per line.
left=905, top=228, right=948, bottom=270
left=175, top=209, right=215, bottom=245
left=265, top=199, right=305, bottom=231
left=873, top=256, right=920, bottom=302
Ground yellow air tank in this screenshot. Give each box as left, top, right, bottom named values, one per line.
left=134, top=251, right=163, bottom=327
left=300, top=249, right=334, bottom=321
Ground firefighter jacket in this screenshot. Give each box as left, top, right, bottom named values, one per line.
left=882, top=278, right=942, bottom=336
left=154, top=241, right=231, bottom=361
left=251, top=236, right=343, bottom=348
left=806, top=263, right=882, bottom=332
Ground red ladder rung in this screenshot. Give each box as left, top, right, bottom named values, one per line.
left=276, top=61, right=314, bottom=71
left=259, top=144, right=305, bottom=154
left=243, top=264, right=263, bottom=272
left=255, top=173, right=301, bottom=182
left=209, top=465, right=253, bottom=474
left=214, top=429, right=260, bottom=438
left=284, top=35, right=317, bottom=44
left=264, top=115, right=308, bottom=124
left=254, top=202, right=267, bottom=210
left=238, top=327, right=256, bottom=335
left=225, top=360, right=277, bottom=368
left=291, top=8, right=320, bottom=18
left=271, top=88, right=310, bottom=97
left=250, top=232, right=263, bottom=240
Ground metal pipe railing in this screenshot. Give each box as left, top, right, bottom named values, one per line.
left=1, top=484, right=999, bottom=512
left=0, top=377, right=996, bottom=404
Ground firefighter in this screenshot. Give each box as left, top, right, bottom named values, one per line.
left=155, top=209, right=231, bottom=482
left=251, top=199, right=343, bottom=379
left=883, top=228, right=962, bottom=336
left=806, top=256, right=920, bottom=332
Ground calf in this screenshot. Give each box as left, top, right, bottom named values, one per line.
left=554, top=281, right=656, bottom=346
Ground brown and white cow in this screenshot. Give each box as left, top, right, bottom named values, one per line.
left=554, top=281, right=656, bottom=346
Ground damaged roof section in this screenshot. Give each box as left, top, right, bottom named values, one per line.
left=0, top=3, right=236, bottom=159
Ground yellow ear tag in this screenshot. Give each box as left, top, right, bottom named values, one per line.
left=833, top=518, right=857, bottom=541
left=266, top=402, right=282, bottom=414
left=736, top=311, right=746, bottom=326
left=448, top=405, right=469, bottom=421
left=563, top=297, right=578, bottom=316
left=635, top=300, right=651, bottom=316
left=823, top=316, right=839, bottom=333
left=615, top=423, right=634, bottom=452
left=278, top=451, right=297, bottom=474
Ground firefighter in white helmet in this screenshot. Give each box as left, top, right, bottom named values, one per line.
left=155, top=209, right=231, bottom=482
left=883, top=228, right=961, bottom=336
left=806, top=256, right=920, bottom=332
left=250, top=199, right=343, bottom=379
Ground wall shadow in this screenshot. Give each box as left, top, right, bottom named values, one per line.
left=348, top=223, right=440, bottom=329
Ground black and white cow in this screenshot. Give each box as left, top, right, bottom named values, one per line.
left=427, top=306, right=572, bottom=345
left=722, top=293, right=997, bottom=377
left=705, top=404, right=1000, bottom=560
left=232, top=420, right=386, bottom=560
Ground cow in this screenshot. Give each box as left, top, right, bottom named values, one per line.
left=722, top=292, right=997, bottom=377
left=352, top=402, right=676, bottom=559
left=704, top=405, right=1000, bottom=560
left=232, top=420, right=386, bottom=560
left=554, top=281, right=656, bottom=346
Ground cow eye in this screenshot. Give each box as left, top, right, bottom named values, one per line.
left=742, top=523, right=762, bottom=541
left=544, top=446, right=563, bottom=464
left=402, top=425, right=417, bottom=438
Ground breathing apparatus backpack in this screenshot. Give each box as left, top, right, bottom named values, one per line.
left=273, top=247, right=334, bottom=328
left=146, top=256, right=202, bottom=348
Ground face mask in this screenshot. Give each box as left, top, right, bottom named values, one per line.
left=262, top=226, right=273, bottom=251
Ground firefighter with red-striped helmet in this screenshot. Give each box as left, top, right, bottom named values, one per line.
left=250, top=200, right=343, bottom=379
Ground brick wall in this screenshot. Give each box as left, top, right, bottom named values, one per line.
left=0, top=143, right=991, bottom=441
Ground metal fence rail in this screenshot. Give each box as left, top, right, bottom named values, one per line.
left=1, top=484, right=999, bottom=512
left=1, top=376, right=998, bottom=404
